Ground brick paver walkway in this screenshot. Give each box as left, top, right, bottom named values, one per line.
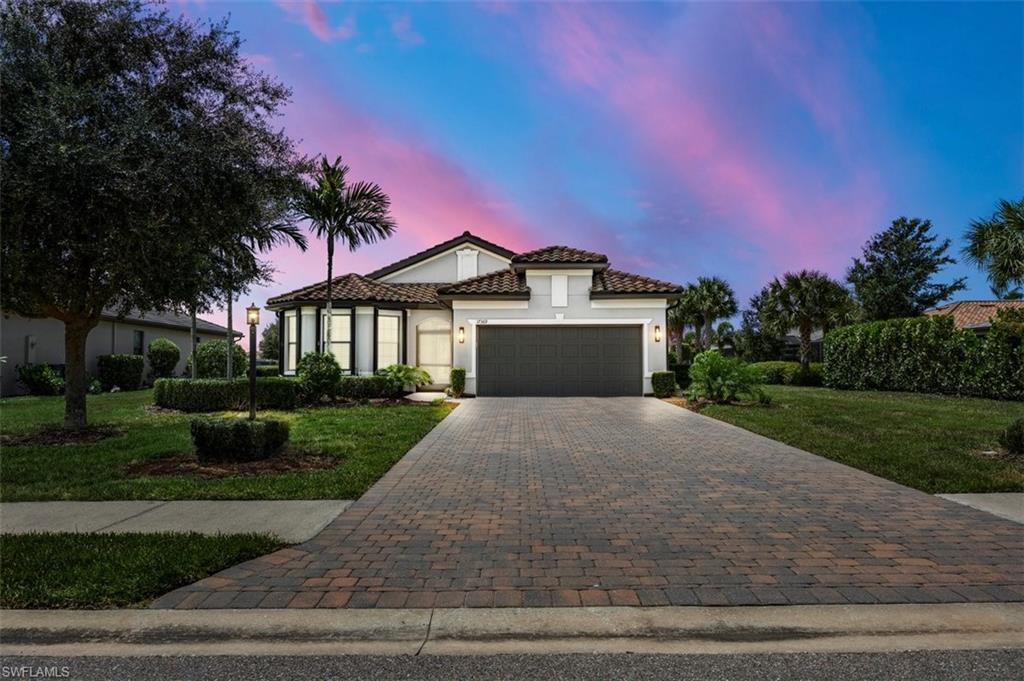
left=153, top=398, right=1024, bottom=609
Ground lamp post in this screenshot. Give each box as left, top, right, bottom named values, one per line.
left=246, top=303, right=260, bottom=421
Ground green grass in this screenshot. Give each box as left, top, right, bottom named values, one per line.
left=0, top=390, right=453, bottom=501
left=702, top=386, right=1024, bottom=494
left=0, top=532, right=283, bottom=608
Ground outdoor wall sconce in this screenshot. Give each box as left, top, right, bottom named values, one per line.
left=654, top=325, right=662, bottom=342
left=458, top=326, right=466, bottom=344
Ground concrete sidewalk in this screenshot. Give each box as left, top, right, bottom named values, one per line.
left=0, top=500, right=351, bottom=543
left=936, top=494, right=1023, bottom=524
left=1, top=603, right=1022, bottom=657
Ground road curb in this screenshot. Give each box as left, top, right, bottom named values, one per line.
left=2, top=603, right=1022, bottom=656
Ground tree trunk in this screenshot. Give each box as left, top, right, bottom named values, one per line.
left=190, top=305, right=198, bottom=379
left=704, top=313, right=714, bottom=349
left=674, top=331, right=684, bottom=365
left=63, top=316, right=98, bottom=429
left=693, top=320, right=704, bottom=352
left=324, top=236, right=334, bottom=353
left=226, top=290, right=233, bottom=379
left=799, top=321, right=812, bottom=371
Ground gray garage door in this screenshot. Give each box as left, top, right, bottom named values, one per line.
left=477, top=325, right=643, bottom=396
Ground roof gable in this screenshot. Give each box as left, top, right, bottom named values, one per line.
left=366, top=231, right=513, bottom=280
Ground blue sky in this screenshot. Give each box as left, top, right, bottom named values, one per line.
left=180, top=1, right=1023, bottom=329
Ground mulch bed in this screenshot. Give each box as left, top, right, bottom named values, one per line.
left=1, top=425, right=122, bottom=447
left=975, top=448, right=1024, bottom=469
left=125, top=449, right=341, bottom=479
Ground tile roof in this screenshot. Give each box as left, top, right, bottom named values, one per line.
left=436, top=270, right=529, bottom=297
left=925, top=300, right=1024, bottom=329
left=100, top=308, right=240, bottom=336
left=511, top=245, right=609, bottom=265
left=591, top=269, right=685, bottom=297
left=266, top=273, right=441, bottom=307
left=365, top=231, right=514, bottom=280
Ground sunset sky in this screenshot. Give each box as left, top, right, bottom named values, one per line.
left=180, top=1, right=1023, bottom=336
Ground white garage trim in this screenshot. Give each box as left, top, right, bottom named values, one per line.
left=465, top=317, right=653, bottom=379
left=591, top=298, right=668, bottom=309
left=452, top=300, right=529, bottom=310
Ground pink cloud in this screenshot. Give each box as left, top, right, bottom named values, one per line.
left=534, top=5, right=884, bottom=274
left=390, top=14, right=424, bottom=47
left=276, top=0, right=355, bottom=43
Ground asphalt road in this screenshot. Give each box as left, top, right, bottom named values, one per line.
left=3, top=650, right=1021, bottom=681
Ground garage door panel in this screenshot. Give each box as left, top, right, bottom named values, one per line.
left=477, top=325, right=642, bottom=397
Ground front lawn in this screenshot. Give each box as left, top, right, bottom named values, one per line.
left=701, top=386, right=1024, bottom=494
left=0, top=390, right=453, bottom=501
left=0, top=532, right=282, bottom=608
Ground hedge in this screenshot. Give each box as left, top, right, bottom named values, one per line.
left=186, top=339, right=247, bottom=379
left=147, top=338, right=180, bottom=379
left=153, top=378, right=298, bottom=412
left=449, top=368, right=466, bottom=398
left=190, top=417, right=289, bottom=462
left=97, top=354, right=144, bottom=391
left=16, top=364, right=64, bottom=395
left=823, top=315, right=1023, bottom=400
left=749, top=361, right=823, bottom=386
left=337, top=375, right=392, bottom=400
left=255, top=365, right=279, bottom=377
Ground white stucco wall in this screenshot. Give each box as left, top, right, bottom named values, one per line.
left=379, top=247, right=508, bottom=284
left=1, top=313, right=202, bottom=396
left=354, top=307, right=376, bottom=375
left=449, top=270, right=669, bottom=395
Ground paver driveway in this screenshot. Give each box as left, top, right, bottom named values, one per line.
left=154, top=398, right=1023, bottom=609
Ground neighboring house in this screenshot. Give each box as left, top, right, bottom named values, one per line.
left=266, top=231, right=684, bottom=396
left=781, top=328, right=825, bottom=363
left=924, top=300, right=1024, bottom=332
left=1, top=309, right=239, bottom=396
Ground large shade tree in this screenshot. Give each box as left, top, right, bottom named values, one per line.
left=847, top=217, right=965, bottom=320
left=964, top=197, right=1024, bottom=295
left=1, top=0, right=308, bottom=427
left=296, top=157, right=397, bottom=352
left=759, top=270, right=854, bottom=370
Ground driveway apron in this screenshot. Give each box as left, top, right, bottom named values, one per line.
left=153, top=398, right=1024, bottom=609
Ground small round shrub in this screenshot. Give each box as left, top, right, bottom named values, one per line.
left=297, top=352, right=342, bottom=404
left=186, top=339, right=247, bottom=379
left=190, top=416, right=290, bottom=463
left=449, top=367, right=466, bottom=398
left=999, top=418, right=1024, bottom=456
left=651, top=371, right=677, bottom=398
left=16, top=364, right=64, bottom=395
left=147, top=338, right=181, bottom=379
left=688, top=350, right=763, bottom=403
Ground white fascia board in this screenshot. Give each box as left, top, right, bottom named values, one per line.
left=466, top=317, right=653, bottom=325
left=377, top=246, right=511, bottom=282
left=452, top=300, right=530, bottom=310
left=590, top=298, right=668, bottom=309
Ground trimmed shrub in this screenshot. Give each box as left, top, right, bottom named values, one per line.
left=147, top=338, right=180, bottom=379
left=450, top=368, right=466, bottom=398
left=999, top=418, right=1024, bottom=456
left=185, top=339, right=248, bottom=379
left=255, top=365, right=279, bottom=377
left=337, top=375, right=392, bottom=401
left=97, top=354, right=144, bottom=391
left=688, top=350, right=763, bottom=403
left=190, top=416, right=289, bottom=463
left=824, top=315, right=1023, bottom=400
left=377, top=364, right=432, bottom=396
left=16, top=364, right=64, bottom=395
left=153, top=377, right=298, bottom=412
left=750, top=361, right=823, bottom=386
left=297, top=352, right=342, bottom=404
left=651, top=371, right=677, bottom=398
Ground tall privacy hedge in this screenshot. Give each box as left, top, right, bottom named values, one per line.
left=823, top=315, right=1023, bottom=400
left=153, top=377, right=298, bottom=412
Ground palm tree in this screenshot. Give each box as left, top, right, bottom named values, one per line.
left=296, top=157, right=397, bottom=352
left=669, top=285, right=703, bottom=359
left=760, top=270, right=853, bottom=370
left=964, top=197, right=1024, bottom=293
left=990, top=282, right=1023, bottom=300
left=690, top=277, right=738, bottom=350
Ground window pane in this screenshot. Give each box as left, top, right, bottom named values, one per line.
left=330, top=342, right=350, bottom=371
left=377, top=316, right=400, bottom=367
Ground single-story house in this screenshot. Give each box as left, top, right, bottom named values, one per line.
left=1, top=309, right=239, bottom=396
left=266, top=232, right=684, bottom=396
left=924, top=300, right=1024, bottom=332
